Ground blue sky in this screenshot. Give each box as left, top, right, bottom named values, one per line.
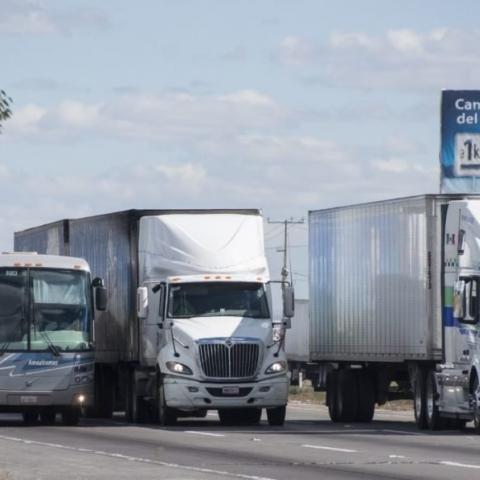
left=2, top=0, right=480, bottom=297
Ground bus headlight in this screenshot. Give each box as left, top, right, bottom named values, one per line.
left=265, top=361, right=286, bottom=374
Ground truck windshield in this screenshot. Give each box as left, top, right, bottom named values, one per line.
left=0, top=268, right=92, bottom=353
left=168, top=282, right=270, bottom=319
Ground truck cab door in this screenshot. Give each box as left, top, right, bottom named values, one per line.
left=139, top=282, right=165, bottom=366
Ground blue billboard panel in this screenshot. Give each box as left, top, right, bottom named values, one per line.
left=441, top=90, right=480, bottom=193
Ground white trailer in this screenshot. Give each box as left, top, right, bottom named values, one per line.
left=309, top=195, right=480, bottom=430
left=16, top=210, right=294, bottom=426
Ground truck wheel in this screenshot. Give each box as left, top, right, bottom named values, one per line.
left=337, top=370, right=358, bottom=422
left=157, top=377, right=177, bottom=426
left=425, top=370, right=444, bottom=430
left=266, top=406, right=286, bottom=426
left=355, top=371, right=375, bottom=423
left=413, top=368, right=428, bottom=430
left=472, top=376, right=480, bottom=434
left=22, top=411, right=38, bottom=425
left=126, top=369, right=147, bottom=423
left=61, top=408, right=80, bottom=426
left=326, top=370, right=340, bottom=422
left=39, top=409, right=56, bottom=425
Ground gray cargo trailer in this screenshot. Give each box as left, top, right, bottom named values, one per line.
left=309, top=194, right=480, bottom=430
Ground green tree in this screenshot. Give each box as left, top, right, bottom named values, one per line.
left=0, top=90, right=12, bottom=132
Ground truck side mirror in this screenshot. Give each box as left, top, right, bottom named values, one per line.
left=283, top=285, right=295, bottom=319
left=92, top=277, right=107, bottom=311
left=95, top=286, right=107, bottom=311
left=137, top=286, right=148, bottom=319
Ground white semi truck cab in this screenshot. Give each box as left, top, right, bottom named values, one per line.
left=0, top=252, right=106, bottom=425
left=15, top=209, right=293, bottom=426
left=136, top=213, right=292, bottom=425
left=437, top=199, right=480, bottom=429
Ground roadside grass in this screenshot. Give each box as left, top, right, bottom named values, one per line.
left=288, top=384, right=412, bottom=411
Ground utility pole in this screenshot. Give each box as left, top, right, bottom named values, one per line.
left=267, top=217, right=304, bottom=285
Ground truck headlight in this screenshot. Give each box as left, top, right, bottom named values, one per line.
left=166, top=361, right=193, bottom=375
left=265, top=361, right=286, bottom=374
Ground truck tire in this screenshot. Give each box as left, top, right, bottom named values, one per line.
left=336, top=370, right=358, bottom=422
left=326, top=370, right=340, bottom=422
left=413, top=368, right=428, bottom=430
left=425, top=370, right=444, bottom=430
left=472, top=376, right=480, bottom=434
left=39, top=409, right=56, bottom=425
left=355, top=371, right=375, bottom=423
left=156, top=376, right=177, bottom=426
left=266, top=406, right=286, bottom=426
left=61, top=408, right=80, bottom=426
left=22, top=411, right=38, bottom=425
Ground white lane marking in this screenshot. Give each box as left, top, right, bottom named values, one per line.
left=302, top=444, right=357, bottom=453
left=0, top=434, right=277, bottom=480
left=381, top=429, right=423, bottom=436
left=184, top=431, right=225, bottom=437
left=441, top=461, right=480, bottom=470
left=389, top=455, right=406, bottom=459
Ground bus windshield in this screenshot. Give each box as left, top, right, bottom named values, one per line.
left=0, top=268, right=93, bottom=353
left=168, top=282, right=270, bottom=319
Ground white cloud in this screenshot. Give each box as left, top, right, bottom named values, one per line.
left=279, top=28, right=480, bottom=90
left=277, top=35, right=316, bottom=65
left=0, top=0, right=109, bottom=35
left=4, top=90, right=288, bottom=143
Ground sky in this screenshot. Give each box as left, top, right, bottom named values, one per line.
left=1, top=0, right=480, bottom=298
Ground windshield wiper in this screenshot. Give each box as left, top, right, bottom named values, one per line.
left=0, top=341, right=10, bottom=356
left=39, top=331, right=60, bottom=356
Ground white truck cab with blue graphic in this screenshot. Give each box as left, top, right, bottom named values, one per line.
left=436, top=200, right=480, bottom=428
left=0, top=253, right=105, bottom=425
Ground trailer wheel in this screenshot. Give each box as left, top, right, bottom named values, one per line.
left=355, top=371, right=375, bottom=423
left=326, top=370, right=340, bottom=422
left=125, top=369, right=149, bottom=423
left=413, top=368, right=428, bottom=430
left=336, top=370, right=358, bottom=422
left=86, top=365, right=115, bottom=419
left=156, top=376, right=177, bottom=426
left=266, top=406, right=286, bottom=426
left=425, top=370, right=444, bottom=430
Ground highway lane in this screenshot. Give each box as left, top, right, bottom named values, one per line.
left=0, top=404, right=480, bottom=480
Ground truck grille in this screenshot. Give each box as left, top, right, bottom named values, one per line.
left=199, top=342, right=260, bottom=378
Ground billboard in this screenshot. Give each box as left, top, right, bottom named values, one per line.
left=441, top=90, right=480, bottom=193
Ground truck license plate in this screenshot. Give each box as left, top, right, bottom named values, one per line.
left=222, top=387, right=239, bottom=395
left=20, top=396, right=38, bottom=404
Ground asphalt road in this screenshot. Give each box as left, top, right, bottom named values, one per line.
left=0, top=404, right=480, bottom=480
